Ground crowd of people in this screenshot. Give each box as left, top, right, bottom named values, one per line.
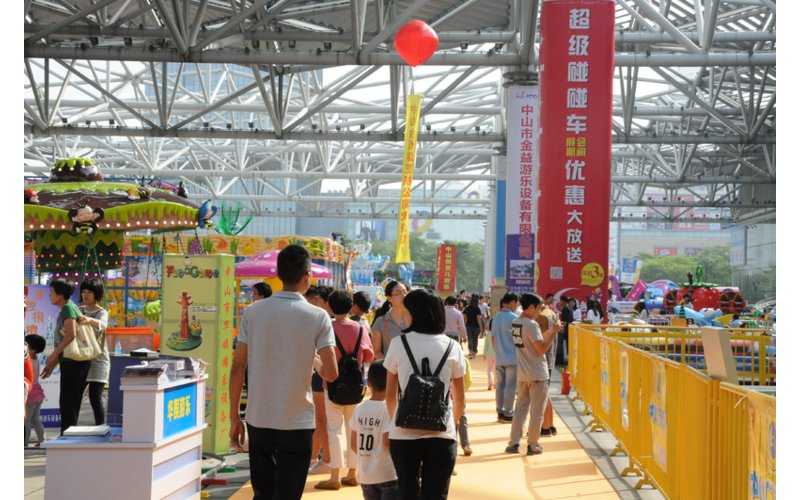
left=27, top=242, right=602, bottom=499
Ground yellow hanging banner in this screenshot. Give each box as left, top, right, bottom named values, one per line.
left=394, top=94, right=423, bottom=264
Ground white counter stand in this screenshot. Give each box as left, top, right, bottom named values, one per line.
left=44, top=368, right=208, bottom=500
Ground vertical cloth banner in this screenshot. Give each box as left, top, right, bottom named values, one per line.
left=536, top=0, right=614, bottom=304
left=395, top=94, right=424, bottom=264
left=505, top=86, right=540, bottom=291
left=160, top=254, right=235, bottom=454
left=436, top=244, right=458, bottom=293
left=748, top=393, right=776, bottom=499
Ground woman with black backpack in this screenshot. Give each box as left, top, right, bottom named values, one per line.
left=384, top=289, right=467, bottom=500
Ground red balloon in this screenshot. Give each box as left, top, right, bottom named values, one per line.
left=394, top=20, right=439, bottom=67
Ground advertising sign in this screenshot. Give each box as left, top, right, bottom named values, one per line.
left=536, top=0, right=615, bottom=304
left=395, top=94, right=423, bottom=264
left=619, top=257, right=641, bottom=284
left=505, top=234, right=536, bottom=293
left=748, top=393, right=776, bottom=499
left=649, top=360, right=668, bottom=472
left=435, top=244, right=457, bottom=293
left=163, top=383, right=198, bottom=439
left=505, top=85, right=540, bottom=238
left=160, top=254, right=235, bottom=454
left=654, top=247, right=678, bottom=257
left=599, top=337, right=611, bottom=414
left=24, top=285, right=64, bottom=428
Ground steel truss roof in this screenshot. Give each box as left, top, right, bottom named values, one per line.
left=23, top=0, right=776, bottom=223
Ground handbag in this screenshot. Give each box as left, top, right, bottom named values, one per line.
left=62, top=318, right=102, bottom=361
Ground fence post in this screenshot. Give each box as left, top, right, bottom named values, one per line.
left=758, top=335, right=767, bottom=386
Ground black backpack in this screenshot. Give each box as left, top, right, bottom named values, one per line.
left=327, top=327, right=366, bottom=405
left=395, top=335, right=454, bottom=432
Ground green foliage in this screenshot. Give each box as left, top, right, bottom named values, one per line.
left=368, top=234, right=486, bottom=292
left=637, top=246, right=732, bottom=285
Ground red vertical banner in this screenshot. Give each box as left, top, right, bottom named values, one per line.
left=436, top=244, right=458, bottom=293
left=537, top=0, right=614, bottom=306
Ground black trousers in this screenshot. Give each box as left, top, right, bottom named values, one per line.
left=59, top=358, right=91, bottom=434
left=88, top=381, right=105, bottom=425
left=466, top=325, right=481, bottom=355
left=389, top=438, right=457, bottom=500
left=247, top=424, right=313, bottom=500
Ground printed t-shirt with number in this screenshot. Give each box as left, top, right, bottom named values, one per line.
left=349, top=400, right=397, bottom=485
left=511, top=317, right=550, bottom=382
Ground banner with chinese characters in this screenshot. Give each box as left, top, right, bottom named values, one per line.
left=436, top=244, right=457, bottom=292
left=536, top=0, right=614, bottom=304
left=748, top=392, right=776, bottom=499
left=505, top=85, right=540, bottom=239
left=395, top=94, right=423, bottom=264
left=506, top=234, right=536, bottom=293
left=160, top=254, right=235, bottom=454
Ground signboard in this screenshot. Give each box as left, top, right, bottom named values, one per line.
left=648, top=360, right=668, bottom=472
left=395, top=94, right=423, bottom=264
left=620, top=350, right=630, bottom=430
left=619, top=257, right=641, bottom=284
left=536, top=0, right=614, bottom=304
left=163, top=383, right=198, bottom=439
left=24, top=285, right=64, bottom=428
left=505, top=234, right=536, bottom=293
left=160, top=254, right=235, bottom=454
left=436, top=244, right=457, bottom=293
left=505, top=85, right=540, bottom=237
left=654, top=247, right=678, bottom=257
left=599, top=338, right=611, bottom=414
left=748, top=393, right=776, bottom=499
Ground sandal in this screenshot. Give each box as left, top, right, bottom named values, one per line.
left=315, top=479, right=341, bottom=490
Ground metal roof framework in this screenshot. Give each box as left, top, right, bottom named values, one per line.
left=23, top=0, right=776, bottom=223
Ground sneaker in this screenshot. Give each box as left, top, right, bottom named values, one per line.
left=500, top=415, right=514, bottom=423
left=549, top=426, right=557, bottom=436
left=540, top=427, right=552, bottom=437
left=463, top=446, right=473, bottom=457
left=308, top=461, right=330, bottom=474
left=505, top=444, right=520, bottom=454
left=341, top=477, right=359, bottom=487
left=315, top=479, right=341, bottom=490
left=527, top=444, right=543, bottom=455
left=451, top=469, right=458, bottom=476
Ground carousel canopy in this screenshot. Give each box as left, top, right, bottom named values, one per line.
left=236, top=251, right=332, bottom=280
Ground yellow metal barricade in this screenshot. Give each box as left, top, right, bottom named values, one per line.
left=568, top=324, right=776, bottom=499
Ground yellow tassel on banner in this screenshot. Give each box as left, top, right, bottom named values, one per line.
left=394, top=94, right=423, bottom=264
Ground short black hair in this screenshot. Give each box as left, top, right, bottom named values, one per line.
left=444, top=296, right=457, bottom=306
left=328, top=290, right=353, bottom=315
left=500, top=293, right=518, bottom=306
left=277, top=244, right=310, bottom=285
left=252, top=282, right=272, bottom=299
left=25, top=334, right=46, bottom=354
left=520, top=293, right=543, bottom=310
left=367, top=360, right=387, bottom=392
left=50, top=279, right=74, bottom=301
left=353, top=291, right=371, bottom=312
left=560, top=295, right=571, bottom=303
left=403, top=289, right=446, bottom=335
left=80, top=278, right=104, bottom=302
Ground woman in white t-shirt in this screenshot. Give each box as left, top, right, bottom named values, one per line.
left=384, top=290, right=466, bottom=500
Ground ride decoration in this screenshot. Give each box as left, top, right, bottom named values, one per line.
left=663, top=265, right=746, bottom=314
left=215, top=203, right=252, bottom=236
left=24, top=158, right=207, bottom=272
left=394, top=20, right=439, bottom=67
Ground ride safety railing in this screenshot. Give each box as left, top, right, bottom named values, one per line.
left=580, top=323, right=775, bottom=386
left=568, top=324, right=776, bottom=499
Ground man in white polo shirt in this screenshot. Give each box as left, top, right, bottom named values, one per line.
left=230, top=244, right=339, bottom=500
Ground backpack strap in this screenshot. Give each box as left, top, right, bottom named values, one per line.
left=349, top=326, right=363, bottom=357
left=433, top=339, right=455, bottom=377
left=333, top=328, right=347, bottom=358
left=399, top=334, right=420, bottom=375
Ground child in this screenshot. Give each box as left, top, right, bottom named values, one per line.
left=24, top=334, right=47, bottom=447
left=505, top=293, right=559, bottom=455
left=349, top=361, right=399, bottom=500
left=317, top=290, right=375, bottom=490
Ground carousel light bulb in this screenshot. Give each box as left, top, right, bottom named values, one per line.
left=50, top=224, right=55, bottom=228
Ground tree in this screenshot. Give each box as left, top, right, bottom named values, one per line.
left=636, top=246, right=732, bottom=285
left=366, top=234, right=485, bottom=292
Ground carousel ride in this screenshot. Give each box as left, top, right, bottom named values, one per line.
left=24, top=158, right=208, bottom=277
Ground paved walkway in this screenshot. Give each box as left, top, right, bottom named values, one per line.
left=25, top=352, right=665, bottom=499
left=231, top=354, right=622, bottom=500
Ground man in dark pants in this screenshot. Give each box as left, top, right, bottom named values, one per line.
left=230, top=245, right=339, bottom=499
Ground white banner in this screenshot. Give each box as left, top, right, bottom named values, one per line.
left=505, top=86, right=540, bottom=237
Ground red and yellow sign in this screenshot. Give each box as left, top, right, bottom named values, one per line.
left=395, top=94, right=423, bottom=264
left=436, top=244, right=458, bottom=292
left=536, top=0, right=614, bottom=304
